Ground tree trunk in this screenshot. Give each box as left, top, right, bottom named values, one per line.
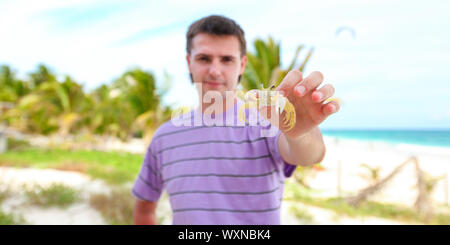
left=413, top=159, right=433, bottom=223
left=0, top=122, right=7, bottom=153
left=346, top=156, right=415, bottom=207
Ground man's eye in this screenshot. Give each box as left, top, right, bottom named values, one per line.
left=198, top=57, right=209, bottom=61
left=222, top=58, right=233, bottom=63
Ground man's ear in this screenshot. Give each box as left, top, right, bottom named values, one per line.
left=239, top=55, right=248, bottom=75
left=186, top=54, right=191, bottom=72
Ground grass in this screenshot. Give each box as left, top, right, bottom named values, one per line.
left=0, top=181, right=24, bottom=225
left=289, top=205, right=314, bottom=224
left=24, top=183, right=80, bottom=208
left=0, top=189, right=11, bottom=204
left=0, top=180, right=12, bottom=204
left=0, top=210, right=26, bottom=225
left=6, top=137, right=31, bottom=151
left=89, top=188, right=134, bottom=225
left=0, top=147, right=144, bottom=185
left=285, top=182, right=450, bottom=225
left=89, top=189, right=171, bottom=225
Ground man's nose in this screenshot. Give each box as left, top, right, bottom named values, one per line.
left=208, top=60, right=221, bottom=77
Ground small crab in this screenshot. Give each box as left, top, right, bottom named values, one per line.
left=238, top=84, right=296, bottom=131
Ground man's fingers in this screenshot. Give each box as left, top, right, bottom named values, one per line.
left=258, top=105, right=281, bottom=127
left=294, top=71, right=324, bottom=97
left=311, top=84, right=335, bottom=103
left=276, top=69, right=302, bottom=94
left=322, top=100, right=340, bottom=115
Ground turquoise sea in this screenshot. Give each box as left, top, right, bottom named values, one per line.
left=321, top=129, right=450, bottom=148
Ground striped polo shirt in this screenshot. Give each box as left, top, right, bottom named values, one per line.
left=131, top=98, right=297, bottom=225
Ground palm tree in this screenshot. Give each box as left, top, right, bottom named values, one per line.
left=5, top=67, right=87, bottom=135
left=2, top=64, right=173, bottom=140
left=111, top=68, right=171, bottom=141
left=28, top=64, right=57, bottom=89
left=240, top=37, right=314, bottom=92
left=87, top=84, right=135, bottom=139
left=55, top=76, right=88, bottom=135
left=0, top=65, right=31, bottom=103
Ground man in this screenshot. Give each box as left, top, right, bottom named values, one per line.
left=132, top=15, right=339, bottom=225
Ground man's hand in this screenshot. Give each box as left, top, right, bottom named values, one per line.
left=276, top=69, right=339, bottom=139
left=266, top=69, right=339, bottom=166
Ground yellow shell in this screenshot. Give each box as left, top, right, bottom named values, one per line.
left=238, top=89, right=296, bottom=131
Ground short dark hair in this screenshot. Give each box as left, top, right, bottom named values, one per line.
left=186, top=15, right=246, bottom=57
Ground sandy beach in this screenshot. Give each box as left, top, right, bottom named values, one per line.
left=311, top=136, right=450, bottom=207
left=0, top=167, right=110, bottom=225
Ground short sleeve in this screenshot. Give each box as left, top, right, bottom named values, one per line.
left=265, top=130, right=297, bottom=178
left=131, top=141, right=163, bottom=202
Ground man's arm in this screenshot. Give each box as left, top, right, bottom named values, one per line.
left=133, top=199, right=158, bottom=225
left=272, top=70, right=338, bottom=167
left=278, top=126, right=326, bottom=167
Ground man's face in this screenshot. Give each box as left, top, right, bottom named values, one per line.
left=187, top=33, right=247, bottom=98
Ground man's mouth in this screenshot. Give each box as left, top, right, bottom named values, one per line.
left=204, top=81, right=225, bottom=86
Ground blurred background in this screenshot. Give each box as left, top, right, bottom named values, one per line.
left=1, top=0, right=449, bottom=225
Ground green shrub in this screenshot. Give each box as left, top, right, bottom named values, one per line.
left=25, top=183, right=80, bottom=208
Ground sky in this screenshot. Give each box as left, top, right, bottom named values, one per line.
left=1, top=0, right=449, bottom=129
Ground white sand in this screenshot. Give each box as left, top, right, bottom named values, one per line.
left=0, top=167, right=111, bottom=196
left=0, top=167, right=110, bottom=225
left=309, top=137, right=450, bottom=207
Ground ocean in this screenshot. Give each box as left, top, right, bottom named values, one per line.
left=321, top=129, right=450, bottom=148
